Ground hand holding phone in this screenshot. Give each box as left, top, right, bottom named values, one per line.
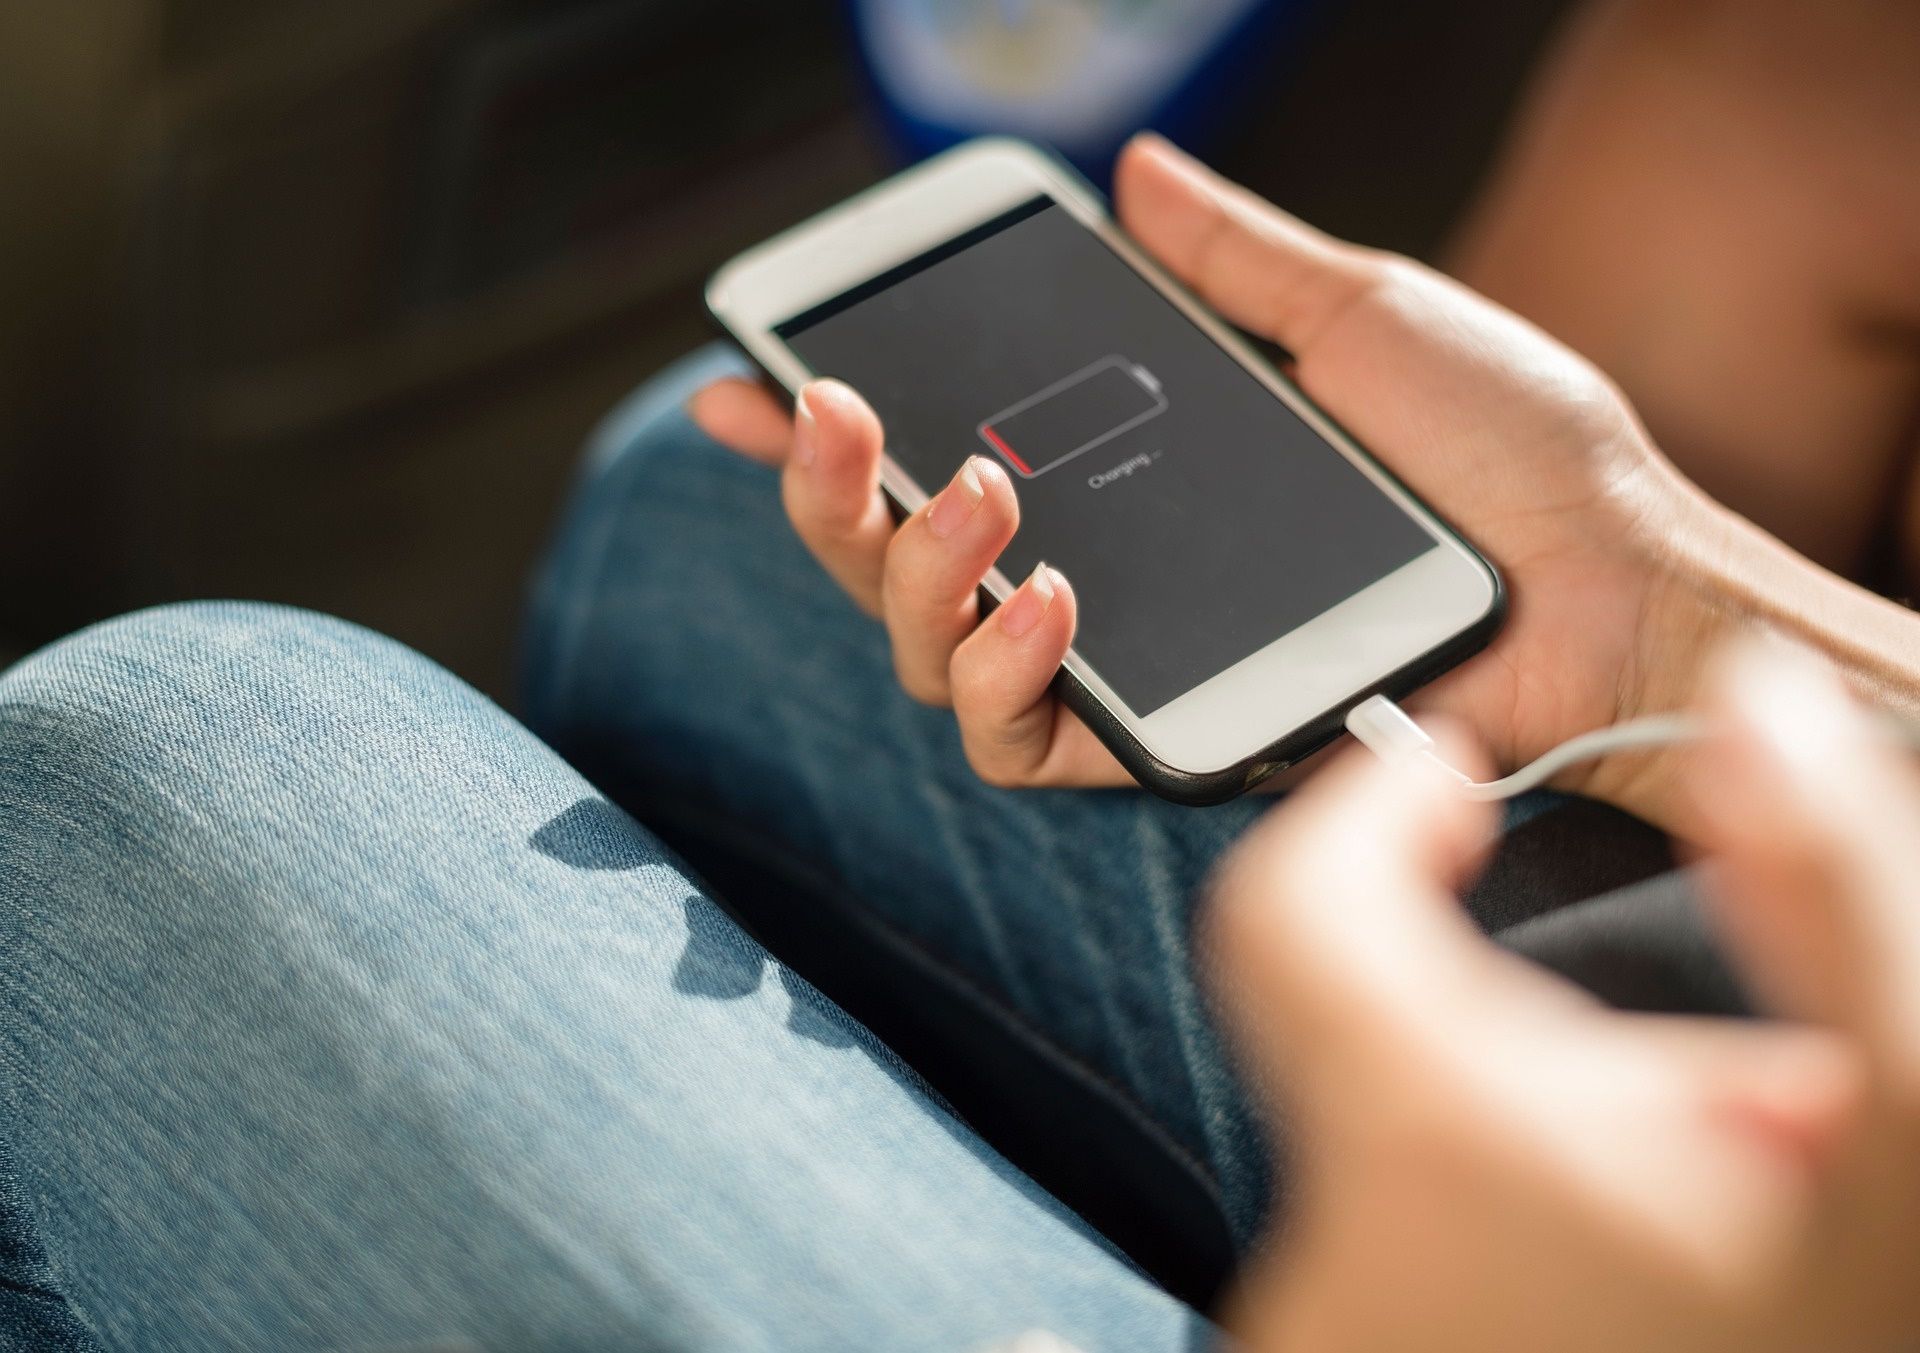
left=697, top=136, right=1726, bottom=820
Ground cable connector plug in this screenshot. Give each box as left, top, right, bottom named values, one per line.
left=1343, top=694, right=1711, bottom=802
left=1343, top=694, right=1473, bottom=791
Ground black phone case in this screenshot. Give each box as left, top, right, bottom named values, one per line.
left=705, top=189, right=1507, bottom=805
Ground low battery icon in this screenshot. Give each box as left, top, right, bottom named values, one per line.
left=977, top=356, right=1168, bottom=479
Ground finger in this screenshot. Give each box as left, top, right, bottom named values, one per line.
left=1690, top=638, right=1920, bottom=1082
left=1623, top=1016, right=1861, bottom=1173
left=946, top=563, right=1084, bottom=787
left=1114, top=132, right=1383, bottom=356
left=880, top=455, right=1019, bottom=705
left=1208, top=726, right=1512, bottom=1086
left=687, top=377, right=793, bottom=465
left=783, top=380, right=893, bottom=616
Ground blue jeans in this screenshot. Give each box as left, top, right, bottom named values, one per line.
left=0, top=345, right=1710, bottom=1351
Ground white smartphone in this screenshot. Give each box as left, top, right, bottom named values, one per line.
left=708, top=138, right=1503, bottom=804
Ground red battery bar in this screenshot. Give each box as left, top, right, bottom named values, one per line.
left=977, top=356, right=1167, bottom=479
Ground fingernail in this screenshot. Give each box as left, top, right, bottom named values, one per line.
left=928, top=457, right=988, bottom=539
left=793, top=386, right=818, bottom=468
left=999, top=562, right=1058, bottom=638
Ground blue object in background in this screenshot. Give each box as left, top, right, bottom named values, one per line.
left=849, top=0, right=1323, bottom=184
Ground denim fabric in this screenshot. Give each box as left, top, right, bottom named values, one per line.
left=0, top=343, right=1709, bottom=1351
left=521, top=344, right=1687, bottom=1275
left=0, top=604, right=1209, bottom=1352
left=524, top=349, right=1279, bottom=1251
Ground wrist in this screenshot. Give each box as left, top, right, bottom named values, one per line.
left=1581, top=487, right=1761, bottom=833
left=1587, top=482, right=1920, bottom=835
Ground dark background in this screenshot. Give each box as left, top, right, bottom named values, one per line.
left=0, top=0, right=1577, bottom=698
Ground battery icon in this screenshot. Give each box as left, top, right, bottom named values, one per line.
left=977, top=356, right=1168, bottom=479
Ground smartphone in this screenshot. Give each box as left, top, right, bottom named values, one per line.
left=707, top=138, right=1503, bottom=804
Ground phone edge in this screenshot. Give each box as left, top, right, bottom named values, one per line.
left=701, top=142, right=1508, bottom=806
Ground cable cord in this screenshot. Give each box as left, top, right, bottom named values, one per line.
left=1343, top=694, right=1920, bottom=802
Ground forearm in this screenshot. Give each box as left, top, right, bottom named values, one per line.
left=1604, top=490, right=1920, bottom=835
left=1702, top=507, right=1920, bottom=712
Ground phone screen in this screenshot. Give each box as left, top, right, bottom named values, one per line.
left=776, top=196, right=1436, bottom=718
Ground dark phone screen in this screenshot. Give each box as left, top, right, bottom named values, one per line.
left=777, top=197, right=1434, bottom=717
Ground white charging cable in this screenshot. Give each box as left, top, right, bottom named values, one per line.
left=1345, top=693, right=1920, bottom=801
left=1344, top=694, right=1709, bottom=802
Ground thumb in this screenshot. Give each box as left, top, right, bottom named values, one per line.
left=1114, top=133, right=1383, bottom=357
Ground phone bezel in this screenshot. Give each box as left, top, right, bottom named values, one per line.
left=707, top=137, right=1500, bottom=779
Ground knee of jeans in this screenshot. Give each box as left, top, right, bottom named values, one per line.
left=0, top=600, right=677, bottom=951
left=1, top=600, right=444, bottom=723
left=0, top=601, right=473, bottom=824
left=6, top=584, right=668, bottom=830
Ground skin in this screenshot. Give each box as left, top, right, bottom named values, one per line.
left=691, top=135, right=1920, bottom=835
left=690, top=108, right=1920, bottom=1348
left=1212, top=643, right=1920, bottom=1352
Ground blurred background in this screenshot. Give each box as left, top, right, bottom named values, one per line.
left=0, top=0, right=1577, bottom=697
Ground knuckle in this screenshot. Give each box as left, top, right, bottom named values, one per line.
left=880, top=533, right=937, bottom=606
left=945, top=655, right=992, bottom=712
left=1282, top=249, right=1398, bottom=349
left=782, top=474, right=867, bottom=542
left=962, top=739, right=1028, bottom=790
left=885, top=537, right=985, bottom=621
